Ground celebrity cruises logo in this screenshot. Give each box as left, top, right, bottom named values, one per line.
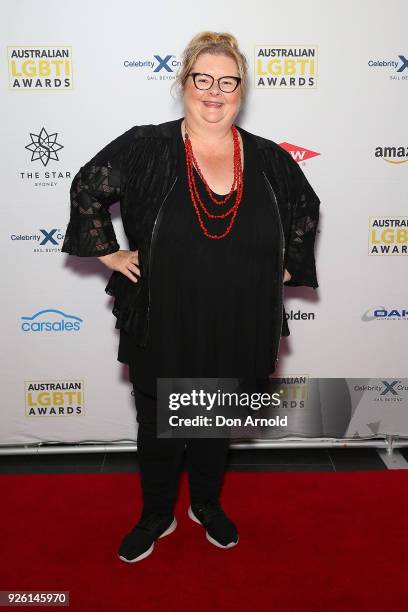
left=368, top=54, right=408, bottom=81
left=10, top=227, right=64, bottom=253
left=123, top=53, right=181, bottom=82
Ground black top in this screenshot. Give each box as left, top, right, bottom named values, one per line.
left=129, top=124, right=280, bottom=397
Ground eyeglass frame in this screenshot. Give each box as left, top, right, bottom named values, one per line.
left=188, top=72, right=242, bottom=93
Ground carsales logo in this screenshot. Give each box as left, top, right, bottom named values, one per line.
left=279, top=142, right=320, bottom=164
left=20, top=309, right=83, bottom=332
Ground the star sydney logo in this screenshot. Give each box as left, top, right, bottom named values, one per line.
left=25, top=128, right=63, bottom=166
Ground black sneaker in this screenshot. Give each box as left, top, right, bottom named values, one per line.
left=188, top=501, right=239, bottom=548
left=118, top=513, right=177, bottom=563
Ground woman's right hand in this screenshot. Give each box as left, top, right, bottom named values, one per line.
left=97, top=250, right=140, bottom=283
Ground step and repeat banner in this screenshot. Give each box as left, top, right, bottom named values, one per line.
left=1, top=0, right=407, bottom=446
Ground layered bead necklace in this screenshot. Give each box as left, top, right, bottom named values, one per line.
left=184, top=123, right=244, bottom=239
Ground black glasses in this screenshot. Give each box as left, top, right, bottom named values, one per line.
left=188, top=72, right=241, bottom=93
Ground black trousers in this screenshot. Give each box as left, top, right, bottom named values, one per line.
left=133, top=385, right=231, bottom=516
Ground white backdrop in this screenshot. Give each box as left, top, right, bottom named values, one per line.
left=1, top=0, right=407, bottom=445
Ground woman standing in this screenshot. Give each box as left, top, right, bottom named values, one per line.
left=62, top=31, right=320, bottom=563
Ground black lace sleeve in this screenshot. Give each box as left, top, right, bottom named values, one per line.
left=284, top=160, right=320, bottom=288
left=61, top=131, right=129, bottom=257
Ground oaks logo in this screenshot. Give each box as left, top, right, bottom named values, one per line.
left=362, top=307, right=408, bottom=321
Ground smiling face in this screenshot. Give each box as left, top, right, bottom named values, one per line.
left=183, top=52, right=242, bottom=129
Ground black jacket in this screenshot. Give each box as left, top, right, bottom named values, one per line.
left=61, top=117, right=320, bottom=370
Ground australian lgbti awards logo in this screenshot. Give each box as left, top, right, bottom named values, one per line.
left=10, top=227, right=65, bottom=254
left=24, top=380, right=85, bottom=417
left=254, top=45, right=318, bottom=89
left=368, top=216, right=408, bottom=255
left=270, top=376, right=309, bottom=409
left=374, top=145, right=408, bottom=164
left=21, top=127, right=71, bottom=187
left=8, top=46, right=73, bottom=89
left=279, top=142, right=320, bottom=164
left=20, top=309, right=83, bottom=333
left=123, top=53, right=181, bottom=81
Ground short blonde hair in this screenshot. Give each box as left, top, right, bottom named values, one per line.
left=172, top=31, right=248, bottom=101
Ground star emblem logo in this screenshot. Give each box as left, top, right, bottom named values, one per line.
left=25, top=128, right=64, bottom=166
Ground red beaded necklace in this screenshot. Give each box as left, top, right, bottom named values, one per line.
left=184, top=123, right=244, bottom=239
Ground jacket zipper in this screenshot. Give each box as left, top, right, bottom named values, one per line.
left=145, top=176, right=178, bottom=341
left=262, top=170, right=286, bottom=369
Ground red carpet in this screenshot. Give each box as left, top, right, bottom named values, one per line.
left=1, top=470, right=407, bottom=611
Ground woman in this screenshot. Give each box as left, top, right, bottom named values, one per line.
left=62, top=31, right=320, bottom=563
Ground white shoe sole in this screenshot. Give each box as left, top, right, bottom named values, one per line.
left=118, top=516, right=178, bottom=563
left=188, top=505, right=239, bottom=549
